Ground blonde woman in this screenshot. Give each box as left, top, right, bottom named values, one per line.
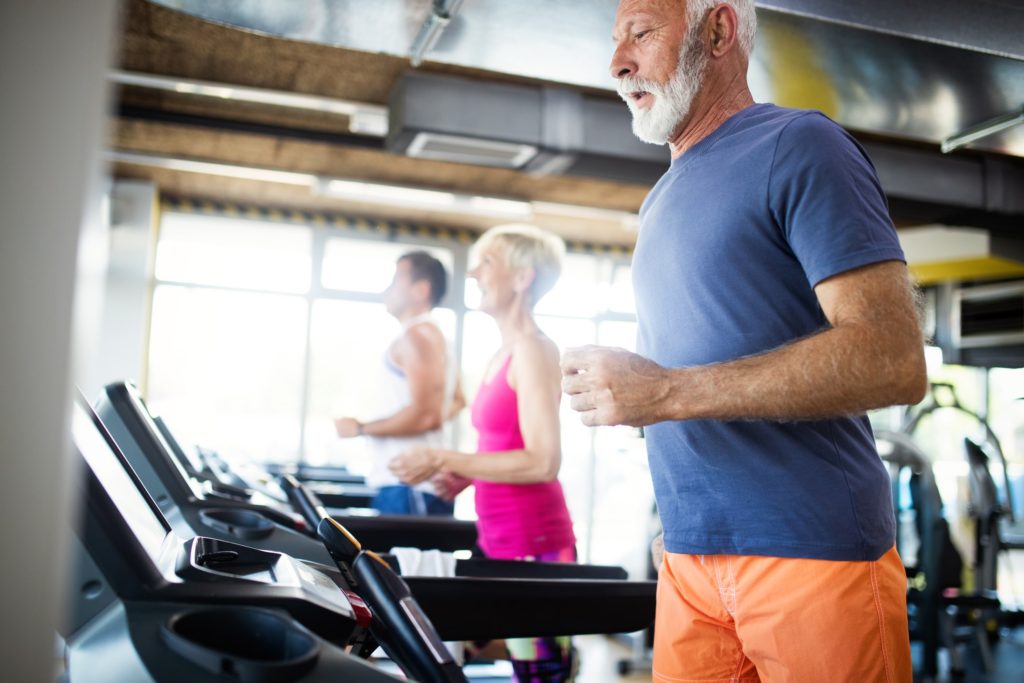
left=390, top=224, right=576, bottom=682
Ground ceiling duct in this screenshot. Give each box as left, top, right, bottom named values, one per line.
left=148, top=0, right=1024, bottom=159
left=386, top=72, right=668, bottom=184
left=387, top=73, right=542, bottom=169
left=406, top=132, right=537, bottom=169
left=386, top=71, right=1024, bottom=216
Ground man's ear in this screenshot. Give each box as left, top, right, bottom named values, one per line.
left=411, top=278, right=431, bottom=304
left=708, top=3, right=739, bottom=57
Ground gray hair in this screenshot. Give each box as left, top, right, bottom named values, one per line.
left=687, top=0, right=756, bottom=57
left=472, top=224, right=565, bottom=306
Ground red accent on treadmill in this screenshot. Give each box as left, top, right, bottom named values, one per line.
left=344, top=590, right=374, bottom=629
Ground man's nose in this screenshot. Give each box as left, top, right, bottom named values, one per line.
left=609, top=44, right=635, bottom=80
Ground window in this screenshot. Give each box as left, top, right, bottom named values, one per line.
left=303, top=300, right=457, bottom=469
left=303, top=299, right=400, bottom=471
left=607, top=264, right=636, bottom=315
left=321, top=238, right=453, bottom=296
left=148, top=285, right=308, bottom=462
left=145, top=210, right=643, bottom=562
left=989, top=367, right=1024, bottom=467
left=156, top=214, right=311, bottom=293
left=148, top=212, right=459, bottom=468
left=536, top=253, right=604, bottom=318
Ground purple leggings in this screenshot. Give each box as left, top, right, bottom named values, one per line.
left=479, top=546, right=577, bottom=683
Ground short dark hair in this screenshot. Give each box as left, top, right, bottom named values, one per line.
left=399, top=251, right=448, bottom=307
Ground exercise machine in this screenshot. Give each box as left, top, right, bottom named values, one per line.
left=95, top=381, right=478, bottom=556
left=64, top=394, right=658, bottom=681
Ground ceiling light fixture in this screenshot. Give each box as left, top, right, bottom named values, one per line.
left=467, top=196, right=533, bottom=217
left=108, top=70, right=390, bottom=137
left=105, top=150, right=318, bottom=186
left=318, top=179, right=458, bottom=207
left=106, top=150, right=634, bottom=226
left=316, top=179, right=533, bottom=218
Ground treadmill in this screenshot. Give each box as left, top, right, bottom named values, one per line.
left=95, top=381, right=478, bottom=557
left=99, top=381, right=631, bottom=581
left=65, top=394, right=658, bottom=681
left=63, top=394, right=393, bottom=682
left=280, top=472, right=633, bottom=581
left=153, top=414, right=377, bottom=512
left=265, top=461, right=369, bottom=485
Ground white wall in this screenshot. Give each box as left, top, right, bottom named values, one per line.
left=83, top=181, right=159, bottom=398
left=0, top=1, right=118, bottom=679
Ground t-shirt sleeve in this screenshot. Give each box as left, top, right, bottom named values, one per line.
left=768, top=112, right=905, bottom=287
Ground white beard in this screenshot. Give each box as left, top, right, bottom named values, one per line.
left=618, top=30, right=709, bottom=145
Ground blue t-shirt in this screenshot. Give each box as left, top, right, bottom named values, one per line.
left=633, top=103, right=904, bottom=562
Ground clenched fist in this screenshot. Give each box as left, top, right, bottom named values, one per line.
left=334, top=417, right=362, bottom=438
left=560, top=345, right=675, bottom=427
left=389, top=446, right=442, bottom=485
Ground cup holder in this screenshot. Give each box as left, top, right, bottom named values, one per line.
left=198, top=508, right=275, bottom=540
left=162, top=607, right=320, bottom=682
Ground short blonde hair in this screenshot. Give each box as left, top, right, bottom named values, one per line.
left=471, top=224, right=565, bottom=306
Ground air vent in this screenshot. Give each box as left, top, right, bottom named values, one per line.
left=406, top=132, right=537, bottom=168
left=386, top=72, right=667, bottom=183
left=954, top=282, right=1024, bottom=348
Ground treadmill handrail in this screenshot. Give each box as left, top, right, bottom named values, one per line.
left=281, top=473, right=329, bottom=531
left=404, top=575, right=657, bottom=641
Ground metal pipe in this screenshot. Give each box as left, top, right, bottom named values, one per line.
left=409, top=0, right=466, bottom=67
left=941, top=105, right=1024, bottom=154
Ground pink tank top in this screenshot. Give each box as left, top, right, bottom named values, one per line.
left=470, top=354, right=575, bottom=559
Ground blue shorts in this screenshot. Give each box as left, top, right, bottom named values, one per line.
left=372, top=485, right=454, bottom=516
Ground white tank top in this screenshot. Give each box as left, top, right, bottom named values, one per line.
left=365, top=314, right=457, bottom=489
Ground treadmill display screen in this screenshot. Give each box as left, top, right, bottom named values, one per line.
left=73, top=402, right=169, bottom=562
left=121, top=386, right=204, bottom=496
left=155, top=415, right=204, bottom=475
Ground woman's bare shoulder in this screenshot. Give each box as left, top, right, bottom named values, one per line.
left=512, top=332, right=560, bottom=371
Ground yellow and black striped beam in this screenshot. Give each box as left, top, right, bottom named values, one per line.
left=160, top=196, right=634, bottom=258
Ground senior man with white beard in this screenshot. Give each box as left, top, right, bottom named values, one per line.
left=561, top=1, right=923, bottom=681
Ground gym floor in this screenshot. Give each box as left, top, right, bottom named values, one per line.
left=575, top=635, right=651, bottom=683
left=921, top=627, right=1024, bottom=683
left=460, top=635, right=649, bottom=683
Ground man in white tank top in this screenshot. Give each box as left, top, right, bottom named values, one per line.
left=335, top=251, right=462, bottom=515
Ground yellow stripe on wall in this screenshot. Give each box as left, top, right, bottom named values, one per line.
left=159, top=197, right=633, bottom=257
left=910, top=257, right=1024, bottom=286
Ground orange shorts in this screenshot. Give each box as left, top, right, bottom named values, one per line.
left=653, top=546, right=912, bottom=683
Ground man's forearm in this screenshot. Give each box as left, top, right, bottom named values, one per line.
left=661, top=322, right=926, bottom=422
left=364, top=405, right=442, bottom=438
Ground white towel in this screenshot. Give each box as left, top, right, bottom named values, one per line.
left=389, top=546, right=462, bottom=664
left=390, top=547, right=457, bottom=578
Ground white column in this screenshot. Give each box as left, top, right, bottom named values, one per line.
left=0, top=1, right=118, bottom=680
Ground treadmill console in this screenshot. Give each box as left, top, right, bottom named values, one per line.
left=71, top=397, right=356, bottom=621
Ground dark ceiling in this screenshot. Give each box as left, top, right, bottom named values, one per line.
left=109, top=0, right=1024, bottom=247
